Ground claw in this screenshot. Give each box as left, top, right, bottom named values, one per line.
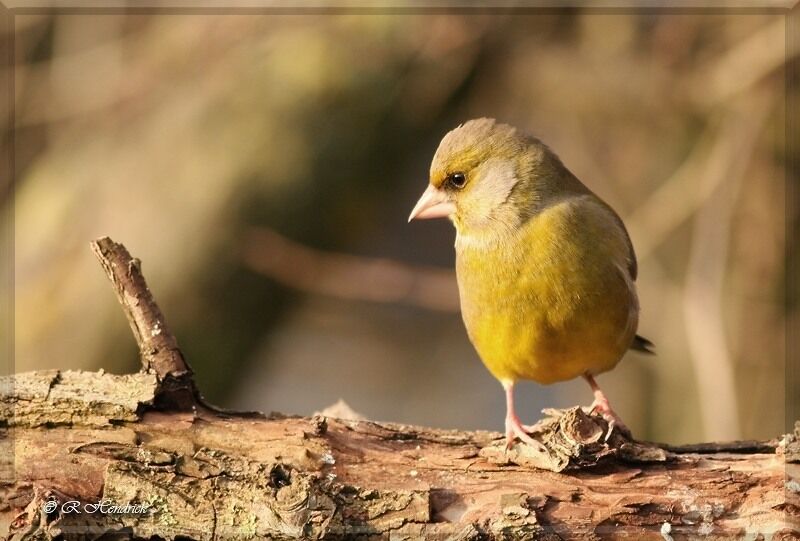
left=584, top=374, right=631, bottom=440
left=502, top=381, right=548, bottom=452
left=505, top=414, right=546, bottom=451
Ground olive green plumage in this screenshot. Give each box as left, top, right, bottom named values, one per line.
left=426, top=118, right=649, bottom=385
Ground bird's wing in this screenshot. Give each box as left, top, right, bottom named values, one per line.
left=599, top=201, right=653, bottom=353
left=604, top=203, right=638, bottom=281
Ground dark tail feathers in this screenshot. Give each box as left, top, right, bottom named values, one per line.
left=630, top=334, right=655, bottom=354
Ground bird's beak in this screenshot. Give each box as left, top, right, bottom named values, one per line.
left=408, top=185, right=456, bottom=222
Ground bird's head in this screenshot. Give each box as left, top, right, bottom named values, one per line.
left=408, top=118, right=572, bottom=238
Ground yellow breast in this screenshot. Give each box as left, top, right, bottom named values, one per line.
left=455, top=195, right=638, bottom=384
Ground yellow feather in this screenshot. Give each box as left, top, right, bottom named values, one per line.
left=411, top=118, right=648, bottom=443
left=456, top=194, right=638, bottom=384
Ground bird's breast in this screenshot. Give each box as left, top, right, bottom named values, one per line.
left=454, top=198, right=638, bottom=384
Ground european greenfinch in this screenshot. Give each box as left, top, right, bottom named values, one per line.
left=409, top=118, right=652, bottom=447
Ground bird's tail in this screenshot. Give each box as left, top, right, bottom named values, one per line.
left=630, top=334, right=655, bottom=354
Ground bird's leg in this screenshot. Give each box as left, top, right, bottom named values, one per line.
left=502, top=381, right=546, bottom=451
left=583, top=374, right=629, bottom=439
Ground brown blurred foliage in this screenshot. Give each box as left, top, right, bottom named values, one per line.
left=1, top=10, right=795, bottom=443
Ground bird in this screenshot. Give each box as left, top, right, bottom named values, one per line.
left=408, top=118, right=653, bottom=448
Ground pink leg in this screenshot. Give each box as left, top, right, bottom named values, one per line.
left=503, top=381, right=546, bottom=451
left=583, top=374, right=629, bottom=438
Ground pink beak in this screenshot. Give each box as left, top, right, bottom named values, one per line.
left=408, top=184, right=456, bottom=222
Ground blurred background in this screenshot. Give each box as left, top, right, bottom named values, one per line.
left=1, top=10, right=795, bottom=444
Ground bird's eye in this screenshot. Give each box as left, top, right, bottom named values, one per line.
left=447, top=172, right=467, bottom=189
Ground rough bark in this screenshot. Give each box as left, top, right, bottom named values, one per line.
left=1, top=237, right=797, bottom=540
left=88, top=237, right=196, bottom=411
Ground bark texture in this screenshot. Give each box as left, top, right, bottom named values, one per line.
left=1, top=237, right=797, bottom=540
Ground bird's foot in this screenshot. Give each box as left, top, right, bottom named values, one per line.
left=505, top=413, right=547, bottom=452
left=521, top=419, right=548, bottom=434
left=586, top=397, right=630, bottom=441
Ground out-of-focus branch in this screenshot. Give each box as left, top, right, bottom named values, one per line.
left=682, top=91, right=773, bottom=441
left=627, top=118, right=736, bottom=261
left=628, top=14, right=788, bottom=260
left=694, top=16, right=793, bottom=106
left=241, top=227, right=460, bottom=312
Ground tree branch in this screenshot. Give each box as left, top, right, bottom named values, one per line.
left=1, top=238, right=796, bottom=540
left=241, top=227, right=459, bottom=312
left=90, top=236, right=190, bottom=380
